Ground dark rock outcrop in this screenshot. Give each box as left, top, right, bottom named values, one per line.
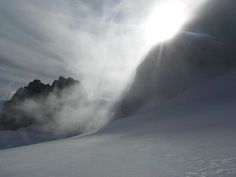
left=8, top=76, right=79, bottom=105
left=0, top=76, right=80, bottom=130
left=117, top=34, right=236, bottom=117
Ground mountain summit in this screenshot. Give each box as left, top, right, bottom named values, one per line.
left=0, top=76, right=81, bottom=131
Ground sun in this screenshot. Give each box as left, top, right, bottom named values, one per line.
left=144, top=1, right=190, bottom=47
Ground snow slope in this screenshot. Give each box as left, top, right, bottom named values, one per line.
left=0, top=128, right=65, bottom=150
left=0, top=72, right=236, bottom=177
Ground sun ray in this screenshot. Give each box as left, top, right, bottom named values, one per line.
left=143, top=0, right=207, bottom=47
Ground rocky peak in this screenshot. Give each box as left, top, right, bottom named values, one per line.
left=52, top=76, right=79, bottom=90
left=0, top=76, right=82, bottom=130
left=10, top=77, right=79, bottom=102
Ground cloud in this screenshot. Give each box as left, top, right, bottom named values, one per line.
left=0, top=0, right=153, bottom=134
left=0, top=0, right=213, bottom=99
left=1, top=0, right=234, bottom=135
left=16, top=83, right=111, bottom=135
left=0, top=0, right=153, bottom=99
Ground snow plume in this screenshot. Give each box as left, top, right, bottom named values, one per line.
left=0, top=0, right=209, bottom=134
left=0, top=0, right=151, bottom=134
left=0, top=0, right=149, bottom=99
left=11, top=82, right=111, bottom=136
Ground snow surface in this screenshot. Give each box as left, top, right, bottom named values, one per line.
left=0, top=128, right=65, bottom=150
left=0, top=72, right=236, bottom=177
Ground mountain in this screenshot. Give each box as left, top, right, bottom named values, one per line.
left=6, top=76, right=79, bottom=106
left=1, top=71, right=236, bottom=177
left=186, top=0, right=236, bottom=43
left=0, top=76, right=82, bottom=131
left=117, top=33, right=236, bottom=117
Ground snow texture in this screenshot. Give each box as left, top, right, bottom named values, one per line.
left=0, top=72, right=236, bottom=177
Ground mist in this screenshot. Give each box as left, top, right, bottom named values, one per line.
left=0, top=0, right=152, bottom=99
left=0, top=0, right=154, bottom=136
left=12, top=83, right=110, bottom=136
left=0, top=0, right=209, bottom=135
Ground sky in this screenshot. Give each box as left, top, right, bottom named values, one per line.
left=0, top=0, right=153, bottom=100
left=0, top=0, right=235, bottom=100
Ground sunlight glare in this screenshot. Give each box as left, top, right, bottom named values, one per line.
left=144, top=1, right=190, bottom=47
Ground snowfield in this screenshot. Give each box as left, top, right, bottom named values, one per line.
left=1, top=72, right=236, bottom=177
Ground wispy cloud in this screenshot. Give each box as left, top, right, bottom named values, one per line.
left=1, top=0, right=227, bottom=100
left=0, top=0, right=151, bottom=99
